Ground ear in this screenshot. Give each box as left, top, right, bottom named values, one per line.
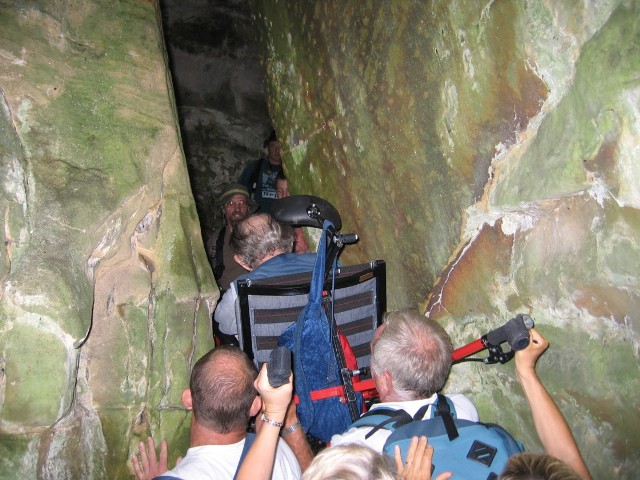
left=234, top=254, right=252, bottom=272
left=249, top=396, right=262, bottom=417
left=181, top=388, right=193, bottom=410
left=374, top=370, right=394, bottom=400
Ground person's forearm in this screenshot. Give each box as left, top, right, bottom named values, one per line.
left=236, top=426, right=281, bottom=480
left=517, top=369, right=592, bottom=480
left=281, top=421, right=314, bottom=471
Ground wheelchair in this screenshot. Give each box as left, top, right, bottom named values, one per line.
left=235, top=196, right=385, bottom=426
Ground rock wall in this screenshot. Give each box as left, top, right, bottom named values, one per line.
left=0, top=1, right=216, bottom=478
left=250, top=0, right=640, bottom=477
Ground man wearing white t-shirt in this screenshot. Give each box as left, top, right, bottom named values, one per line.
left=331, top=309, right=479, bottom=450
left=132, top=346, right=301, bottom=480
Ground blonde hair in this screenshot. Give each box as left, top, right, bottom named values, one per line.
left=499, top=453, right=583, bottom=480
left=302, top=444, right=395, bottom=480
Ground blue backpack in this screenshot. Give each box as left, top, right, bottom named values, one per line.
left=350, top=394, right=523, bottom=480
left=278, top=220, right=363, bottom=442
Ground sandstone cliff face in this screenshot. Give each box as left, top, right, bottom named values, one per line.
left=0, top=1, right=216, bottom=478
left=250, top=1, right=639, bottom=477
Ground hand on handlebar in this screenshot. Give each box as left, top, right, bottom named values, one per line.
left=514, top=327, right=549, bottom=380
left=255, top=363, right=293, bottom=419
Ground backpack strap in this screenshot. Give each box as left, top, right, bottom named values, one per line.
left=412, top=403, right=431, bottom=421
left=435, top=394, right=459, bottom=441
left=213, top=225, right=227, bottom=282
left=233, top=433, right=256, bottom=480
left=363, top=409, right=413, bottom=439
left=349, top=408, right=414, bottom=439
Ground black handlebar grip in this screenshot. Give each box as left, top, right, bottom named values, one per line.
left=267, top=347, right=291, bottom=388
left=486, top=314, right=535, bottom=351
left=503, top=314, right=534, bottom=351
left=339, top=233, right=359, bottom=244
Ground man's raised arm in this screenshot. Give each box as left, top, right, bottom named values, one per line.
left=514, top=328, right=591, bottom=480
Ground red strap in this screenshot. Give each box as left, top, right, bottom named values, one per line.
left=291, top=320, right=378, bottom=408
left=294, top=379, right=378, bottom=404
left=338, top=329, right=359, bottom=377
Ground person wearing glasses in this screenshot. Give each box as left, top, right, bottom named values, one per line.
left=206, top=183, right=258, bottom=293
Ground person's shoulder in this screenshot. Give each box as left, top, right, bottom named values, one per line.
left=284, top=252, right=317, bottom=265
left=242, top=158, right=262, bottom=170
left=168, top=443, right=243, bottom=479
left=254, top=253, right=316, bottom=271
left=443, top=393, right=480, bottom=421
left=330, top=424, right=387, bottom=452
left=238, top=158, right=264, bottom=181
left=208, top=227, right=224, bottom=248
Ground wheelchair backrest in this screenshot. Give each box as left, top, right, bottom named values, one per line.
left=235, top=260, right=387, bottom=369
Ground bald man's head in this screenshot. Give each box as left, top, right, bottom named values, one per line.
left=189, top=346, right=258, bottom=433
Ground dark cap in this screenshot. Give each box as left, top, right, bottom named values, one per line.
left=216, top=183, right=258, bottom=212
left=263, top=129, right=278, bottom=148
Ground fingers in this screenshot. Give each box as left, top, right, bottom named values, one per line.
left=396, top=436, right=453, bottom=480
left=412, top=436, right=433, bottom=480
left=256, top=363, right=269, bottom=391
left=159, top=439, right=168, bottom=472
left=139, top=440, right=151, bottom=474
left=397, top=436, right=433, bottom=480
left=435, top=473, right=453, bottom=480
left=131, top=437, right=170, bottom=480
left=394, top=445, right=405, bottom=474
left=131, top=454, right=145, bottom=480
left=413, top=435, right=431, bottom=468
left=132, top=439, right=151, bottom=480
left=515, top=327, right=550, bottom=375
left=284, top=393, right=299, bottom=425
left=146, top=437, right=158, bottom=466
left=257, top=366, right=293, bottom=417
left=529, top=328, right=549, bottom=350
left=405, top=435, right=419, bottom=466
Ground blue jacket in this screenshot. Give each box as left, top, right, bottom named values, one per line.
left=214, top=253, right=317, bottom=335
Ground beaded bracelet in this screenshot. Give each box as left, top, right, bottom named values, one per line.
left=260, top=412, right=284, bottom=428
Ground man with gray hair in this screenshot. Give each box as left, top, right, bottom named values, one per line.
left=214, top=212, right=317, bottom=336
left=330, top=308, right=479, bottom=451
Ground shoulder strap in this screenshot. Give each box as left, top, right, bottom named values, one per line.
left=350, top=408, right=414, bottom=439
left=213, top=225, right=227, bottom=281
left=248, top=159, right=264, bottom=195
left=233, top=433, right=256, bottom=480
left=435, top=394, right=459, bottom=441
